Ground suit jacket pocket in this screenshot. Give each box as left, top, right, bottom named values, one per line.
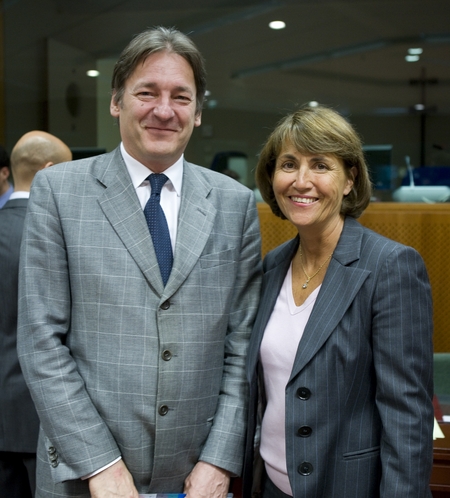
left=199, top=248, right=235, bottom=269
left=342, top=445, right=380, bottom=461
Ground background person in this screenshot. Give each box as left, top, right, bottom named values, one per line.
left=242, top=105, right=434, bottom=498
left=17, top=26, right=261, bottom=498
left=0, top=145, right=13, bottom=208
left=0, top=131, right=72, bottom=498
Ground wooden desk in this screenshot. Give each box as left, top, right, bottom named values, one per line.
left=431, top=422, right=450, bottom=497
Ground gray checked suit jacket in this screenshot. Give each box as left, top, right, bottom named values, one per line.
left=0, top=198, right=40, bottom=453
left=243, top=216, right=434, bottom=498
left=17, top=148, right=262, bottom=497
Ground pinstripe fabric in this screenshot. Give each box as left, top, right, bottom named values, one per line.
left=0, top=199, right=40, bottom=454
left=243, top=216, right=434, bottom=498
left=16, top=148, right=262, bottom=497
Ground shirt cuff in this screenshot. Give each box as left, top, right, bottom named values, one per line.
left=81, top=456, right=122, bottom=480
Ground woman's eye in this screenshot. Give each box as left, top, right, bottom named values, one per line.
left=282, top=162, right=295, bottom=170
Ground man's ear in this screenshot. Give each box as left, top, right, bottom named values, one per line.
left=110, top=94, right=120, bottom=118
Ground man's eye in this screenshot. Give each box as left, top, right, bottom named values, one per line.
left=137, top=92, right=154, bottom=100
left=175, top=95, right=192, bottom=102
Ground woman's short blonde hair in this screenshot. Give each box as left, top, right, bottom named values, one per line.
left=256, top=105, right=372, bottom=219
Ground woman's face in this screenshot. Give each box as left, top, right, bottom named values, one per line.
left=272, top=142, right=355, bottom=233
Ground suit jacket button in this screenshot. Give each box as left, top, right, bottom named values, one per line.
left=158, top=405, right=169, bottom=416
left=161, top=350, right=172, bottom=361
left=51, top=460, right=59, bottom=468
left=297, top=426, right=312, bottom=437
left=48, top=446, right=56, bottom=455
left=298, top=462, right=313, bottom=475
left=160, top=300, right=170, bottom=310
left=296, top=387, right=311, bottom=400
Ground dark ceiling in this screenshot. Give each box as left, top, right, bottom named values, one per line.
left=4, top=0, right=450, bottom=116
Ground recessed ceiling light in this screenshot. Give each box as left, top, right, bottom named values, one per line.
left=405, top=55, right=420, bottom=62
left=308, top=101, right=319, bottom=107
left=408, top=47, right=423, bottom=55
left=269, top=20, right=286, bottom=30
left=86, top=70, right=100, bottom=77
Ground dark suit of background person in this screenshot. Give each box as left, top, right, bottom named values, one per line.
left=0, top=131, right=72, bottom=498
left=17, top=27, right=262, bottom=498
left=242, top=106, right=434, bottom=498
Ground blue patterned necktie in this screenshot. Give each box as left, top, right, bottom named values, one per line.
left=144, top=174, right=173, bottom=286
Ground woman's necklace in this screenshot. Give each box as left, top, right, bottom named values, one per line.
left=298, top=245, right=333, bottom=289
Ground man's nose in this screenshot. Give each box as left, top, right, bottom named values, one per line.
left=153, top=97, right=175, bottom=120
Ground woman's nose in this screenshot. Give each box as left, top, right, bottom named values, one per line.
left=293, top=167, right=311, bottom=187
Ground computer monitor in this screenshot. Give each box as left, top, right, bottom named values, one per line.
left=363, top=144, right=394, bottom=190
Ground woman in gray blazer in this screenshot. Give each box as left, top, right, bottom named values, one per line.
left=243, top=105, right=434, bottom=497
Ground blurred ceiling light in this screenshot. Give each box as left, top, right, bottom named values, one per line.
left=308, top=101, right=319, bottom=107
left=408, top=47, right=423, bottom=55
left=269, top=20, right=286, bottom=30
left=414, top=104, right=425, bottom=111
left=86, top=70, right=100, bottom=77
left=405, top=55, right=420, bottom=62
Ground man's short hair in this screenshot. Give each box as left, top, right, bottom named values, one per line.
left=111, top=26, right=206, bottom=115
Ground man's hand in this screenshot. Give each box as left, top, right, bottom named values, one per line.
left=88, top=459, right=139, bottom=498
left=184, top=461, right=230, bottom=498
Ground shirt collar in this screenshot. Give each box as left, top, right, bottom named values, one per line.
left=120, top=142, right=183, bottom=197
left=9, top=191, right=30, bottom=200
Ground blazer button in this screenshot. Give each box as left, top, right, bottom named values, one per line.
left=297, top=426, right=312, bottom=437
left=158, top=405, right=169, bottom=416
left=161, top=349, right=172, bottom=361
left=160, top=300, right=170, bottom=310
left=298, top=461, right=313, bottom=475
left=48, top=446, right=56, bottom=455
left=296, top=387, right=311, bottom=400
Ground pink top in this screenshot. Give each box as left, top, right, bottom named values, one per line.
left=259, top=263, right=320, bottom=495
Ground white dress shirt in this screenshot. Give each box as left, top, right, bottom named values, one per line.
left=120, top=142, right=183, bottom=252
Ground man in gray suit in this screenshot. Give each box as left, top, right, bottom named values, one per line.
left=17, top=27, right=262, bottom=498
left=0, top=131, right=72, bottom=497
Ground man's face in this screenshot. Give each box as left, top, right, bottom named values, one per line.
left=110, top=51, right=202, bottom=172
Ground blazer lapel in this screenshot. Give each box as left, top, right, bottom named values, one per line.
left=289, top=217, right=371, bottom=381
left=246, top=238, right=299, bottom=382
left=96, top=149, right=164, bottom=295
left=164, top=161, right=217, bottom=296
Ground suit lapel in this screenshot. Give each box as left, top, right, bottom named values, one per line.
left=96, top=149, right=164, bottom=295
left=289, top=217, right=371, bottom=381
left=246, top=238, right=298, bottom=382
left=164, top=161, right=216, bottom=296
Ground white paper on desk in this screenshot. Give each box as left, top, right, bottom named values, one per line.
left=433, top=417, right=445, bottom=439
